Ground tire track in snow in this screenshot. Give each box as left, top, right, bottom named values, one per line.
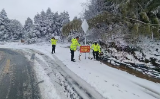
left=23, top=49, right=107, bottom=99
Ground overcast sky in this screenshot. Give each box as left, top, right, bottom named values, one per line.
left=0, top=0, right=87, bottom=25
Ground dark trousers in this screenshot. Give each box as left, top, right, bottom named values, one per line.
left=52, top=45, right=56, bottom=53
left=70, top=49, right=74, bottom=61
left=94, top=51, right=99, bottom=60
left=93, top=50, right=95, bottom=59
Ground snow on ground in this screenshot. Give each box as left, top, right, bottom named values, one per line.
left=33, top=59, right=61, bottom=99
left=140, top=40, right=160, bottom=60
left=0, top=42, right=160, bottom=99
left=21, top=48, right=61, bottom=99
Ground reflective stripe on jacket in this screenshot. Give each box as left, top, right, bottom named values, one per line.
left=51, top=39, right=58, bottom=45
left=70, top=38, right=81, bottom=50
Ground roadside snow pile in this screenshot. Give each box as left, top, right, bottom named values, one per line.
left=99, top=41, right=160, bottom=79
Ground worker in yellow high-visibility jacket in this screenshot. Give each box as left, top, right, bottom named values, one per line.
left=70, top=36, right=81, bottom=62
left=51, top=37, right=58, bottom=54
left=91, top=42, right=101, bottom=60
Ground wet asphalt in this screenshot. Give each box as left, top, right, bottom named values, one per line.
left=0, top=48, right=40, bottom=99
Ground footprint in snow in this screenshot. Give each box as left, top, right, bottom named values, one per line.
left=104, top=80, right=107, bottom=82
left=115, top=84, right=119, bottom=87
left=132, top=93, right=136, bottom=95
left=118, top=89, right=123, bottom=92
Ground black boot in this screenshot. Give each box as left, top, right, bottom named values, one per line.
left=71, top=60, right=76, bottom=62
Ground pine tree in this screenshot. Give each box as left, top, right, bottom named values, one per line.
left=60, top=11, right=70, bottom=25
left=34, top=13, right=41, bottom=24
left=23, top=17, right=37, bottom=43
left=24, top=17, right=33, bottom=32
left=0, top=9, right=11, bottom=41
left=0, top=8, right=71, bottom=42
left=21, top=8, right=71, bottom=42
left=46, top=8, right=54, bottom=37
left=9, top=19, right=23, bottom=40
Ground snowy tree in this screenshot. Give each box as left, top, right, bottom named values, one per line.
left=62, top=17, right=82, bottom=38
left=32, top=8, right=70, bottom=40
left=9, top=19, right=23, bottom=40
left=82, top=0, right=160, bottom=45
left=24, top=17, right=33, bottom=32
left=55, top=11, right=70, bottom=37
left=41, top=10, right=46, bottom=22
left=83, top=0, right=108, bottom=20
left=46, top=8, right=54, bottom=36
left=39, top=10, right=48, bottom=36
left=46, top=8, right=53, bottom=22
left=33, top=24, right=41, bottom=38
left=0, top=9, right=10, bottom=23
left=0, top=9, right=11, bottom=41
left=0, top=8, right=71, bottom=42
left=60, top=11, right=70, bottom=25
left=34, top=13, right=41, bottom=24
left=23, top=17, right=37, bottom=43
left=33, top=13, right=41, bottom=38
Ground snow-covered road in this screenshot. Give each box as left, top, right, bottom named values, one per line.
left=0, top=42, right=160, bottom=99
left=20, top=49, right=105, bottom=99
left=0, top=48, right=40, bottom=99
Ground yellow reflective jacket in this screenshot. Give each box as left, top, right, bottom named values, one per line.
left=91, top=44, right=101, bottom=52
left=51, top=39, right=58, bottom=45
left=70, top=38, right=81, bottom=51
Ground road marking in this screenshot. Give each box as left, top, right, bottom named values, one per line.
left=3, top=59, right=10, bottom=74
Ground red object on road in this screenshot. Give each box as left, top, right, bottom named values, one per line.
left=80, top=46, right=90, bottom=53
